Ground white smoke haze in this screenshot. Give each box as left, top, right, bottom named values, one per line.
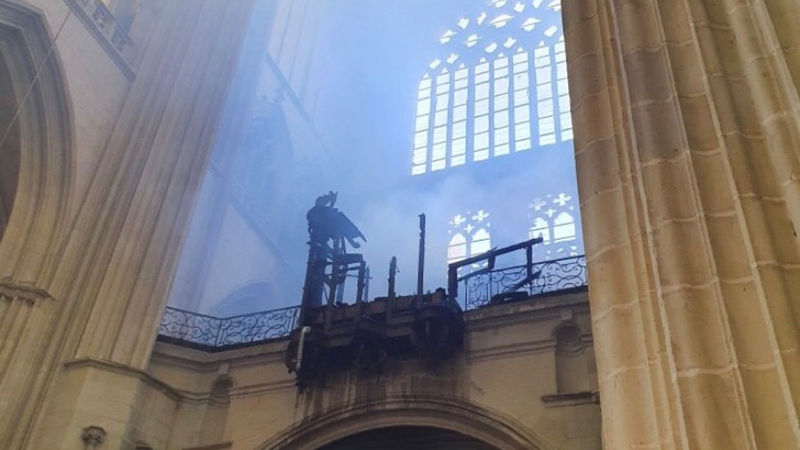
left=168, top=0, right=583, bottom=315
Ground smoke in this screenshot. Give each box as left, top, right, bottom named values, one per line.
left=337, top=154, right=578, bottom=299
left=169, top=0, right=583, bottom=316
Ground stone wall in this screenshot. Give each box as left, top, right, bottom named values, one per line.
left=0, top=1, right=257, bottom=448
left=146, top=293, right=601, bottom=450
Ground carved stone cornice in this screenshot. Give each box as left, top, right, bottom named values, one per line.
left=0, top=279, right=54, bottom=305
left=541, top=391, right=599, bottom=408
left=65, top=0, right=136, bottom=80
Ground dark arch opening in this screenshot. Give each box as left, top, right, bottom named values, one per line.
left=256, top=395, right=548, bottom=450
left=318, top=426, right=500, bottom=450
left=0, top=52, right=20, bottom=241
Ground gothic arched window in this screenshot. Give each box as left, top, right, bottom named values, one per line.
left=529, top=217, right=550, bottom=244
left=227, top=95, right=292, bottom=233
left=528, top=192, right=578, bottom=260
left=448, top=210, right=492, bottom=268
left=471, top=228, right=492, bottom=256
left=553, top=211, right=575, bottom=243
left=100, top=0, right=141, bottom=31
left=412, top=0, right=571, bottom=175
left=447, top=233, right=468, bottom=264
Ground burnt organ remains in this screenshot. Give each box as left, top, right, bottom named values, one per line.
left=285, top=193, right=468, bottom=388
left=284, top=193, right=551, bottom=389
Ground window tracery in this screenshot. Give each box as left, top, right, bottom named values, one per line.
left=528, top=192, right=578, bottom=259
left=228, top=95, right=292, bottom=233
left=412, top=0, right=571, bottom=175
left=448, top=210, right=492, bottom=270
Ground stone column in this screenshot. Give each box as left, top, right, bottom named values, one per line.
left=563, top=0, right=800, bottom=448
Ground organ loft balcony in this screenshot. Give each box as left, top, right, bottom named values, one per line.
left=154, top=194, right=597, bottom=413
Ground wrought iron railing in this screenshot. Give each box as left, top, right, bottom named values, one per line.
left=158, top=255, right=587, bottom=348
left=461, top=255, right=587, bottom=310
left=158, top=305, right=300, bottom=349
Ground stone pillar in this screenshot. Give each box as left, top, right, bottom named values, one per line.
left=0, top=1, right=255, bottom=449
left=563, top=0, right=800, bottom=448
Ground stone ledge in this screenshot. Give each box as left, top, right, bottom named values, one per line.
left=64, top=356, right=182, bottom=402
left=152, top=294, right=593, bottom=369
left=541, top=391, right=599, bottom=408
left=464, top=289, right=590, bottom=330
left=182, top=442, right=233, bottom=450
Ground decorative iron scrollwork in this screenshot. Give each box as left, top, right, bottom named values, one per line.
left=217, top=307, right=301, bottom=345
left=462, top=255, right=587, bottom=310
left=157, top=255, right=586, bottom=349
left=158, top=305, right=299, bottom=349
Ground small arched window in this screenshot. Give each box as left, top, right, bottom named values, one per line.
left=529, top=217, right=550, bottom=243
left=447, top=233, right=468, bottom=264
left=528, top=192, right=579, bottom=260
left=553, top=212, right=575, bottom=243
left=470, top=228, right=491, bottom=256
left=448, top=210, right=491, bottom=269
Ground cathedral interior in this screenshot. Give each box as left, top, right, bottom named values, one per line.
left=0, top=0, right=799, bottom=449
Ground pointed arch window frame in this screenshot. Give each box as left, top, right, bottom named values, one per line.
left=448, top=209, right=492, bottom=274
left=411, top=0, right=572, bottom=175
left=528, top=191, right=579, bottom=260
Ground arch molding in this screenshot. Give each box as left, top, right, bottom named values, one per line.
left=0, top=2, right=73, bottom=282
left=255, top=395, right=552, bottom=450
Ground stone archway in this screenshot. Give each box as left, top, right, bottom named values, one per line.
left=0, top=3, right=73, bottom=281
left=318, top=426, right=500, bottom=450
left=255, top=395, right=551, bottom=450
